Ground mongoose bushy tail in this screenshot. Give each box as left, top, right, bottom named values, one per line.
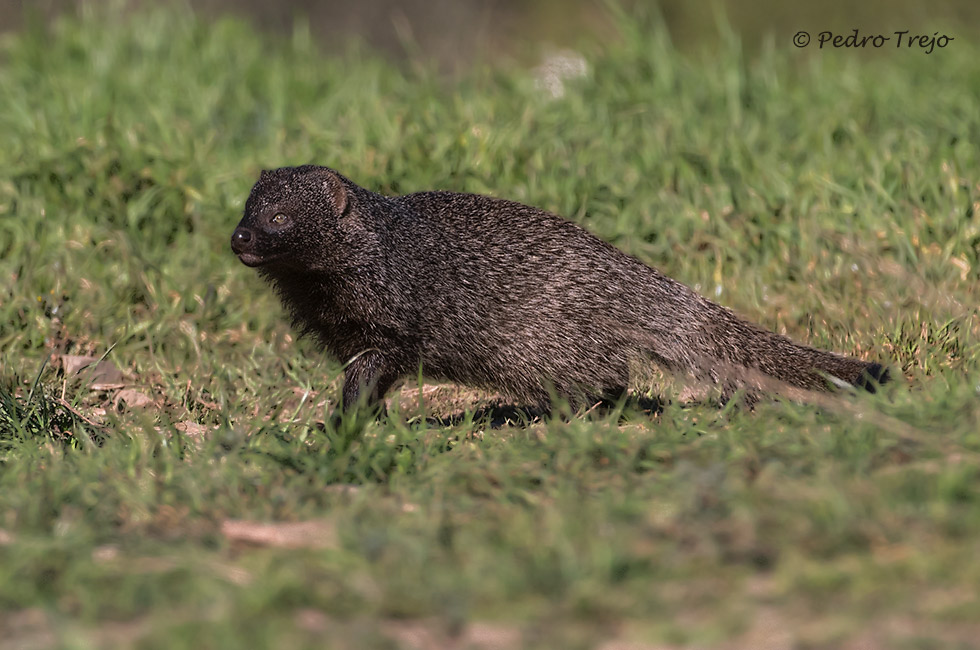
left=231, top=165, right=889, bottom=411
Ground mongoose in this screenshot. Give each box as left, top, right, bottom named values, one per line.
left=231, top=165, right=888, bottom=412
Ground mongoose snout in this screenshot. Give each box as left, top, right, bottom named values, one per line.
left=230, top=227, right=261, bottom=266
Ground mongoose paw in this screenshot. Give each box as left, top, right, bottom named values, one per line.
left=853, top=362, right=890, bottom=394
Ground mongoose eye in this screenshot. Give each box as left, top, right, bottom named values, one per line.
left=271, top=213, right=288, bottom=225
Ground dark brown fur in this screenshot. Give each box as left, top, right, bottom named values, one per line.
left=231, top=165, right=888, bottom=412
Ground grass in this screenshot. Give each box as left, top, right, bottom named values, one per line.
left=1, top=3, right=979, bottom=648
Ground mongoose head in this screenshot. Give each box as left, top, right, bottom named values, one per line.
left=231, top=165, right=350, bottom=270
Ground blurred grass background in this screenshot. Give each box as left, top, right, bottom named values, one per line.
left=4, top=0, right=980, bottom=66
left=1, top=1, right=979, bottom=648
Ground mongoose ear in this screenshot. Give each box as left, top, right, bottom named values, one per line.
left=259, top=169, right=273, bottom=181
left=317, top=168, right=349, bottom=215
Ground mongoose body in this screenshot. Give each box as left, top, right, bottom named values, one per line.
left=231, top=165, right=887, bottom=411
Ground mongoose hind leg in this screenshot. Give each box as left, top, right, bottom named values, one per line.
left=851, top=362, right=890, bottom=394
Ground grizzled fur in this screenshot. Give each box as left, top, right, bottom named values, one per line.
left=231, top=165, right=888, bottom=411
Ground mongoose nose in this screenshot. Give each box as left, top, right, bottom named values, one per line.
left=231, top=227, right=253, bottom=254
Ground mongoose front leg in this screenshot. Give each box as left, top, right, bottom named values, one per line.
left=341, top=350, right=399, bottom=415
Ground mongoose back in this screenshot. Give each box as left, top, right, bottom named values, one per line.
left=231, top=165, right=888, bottom=412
